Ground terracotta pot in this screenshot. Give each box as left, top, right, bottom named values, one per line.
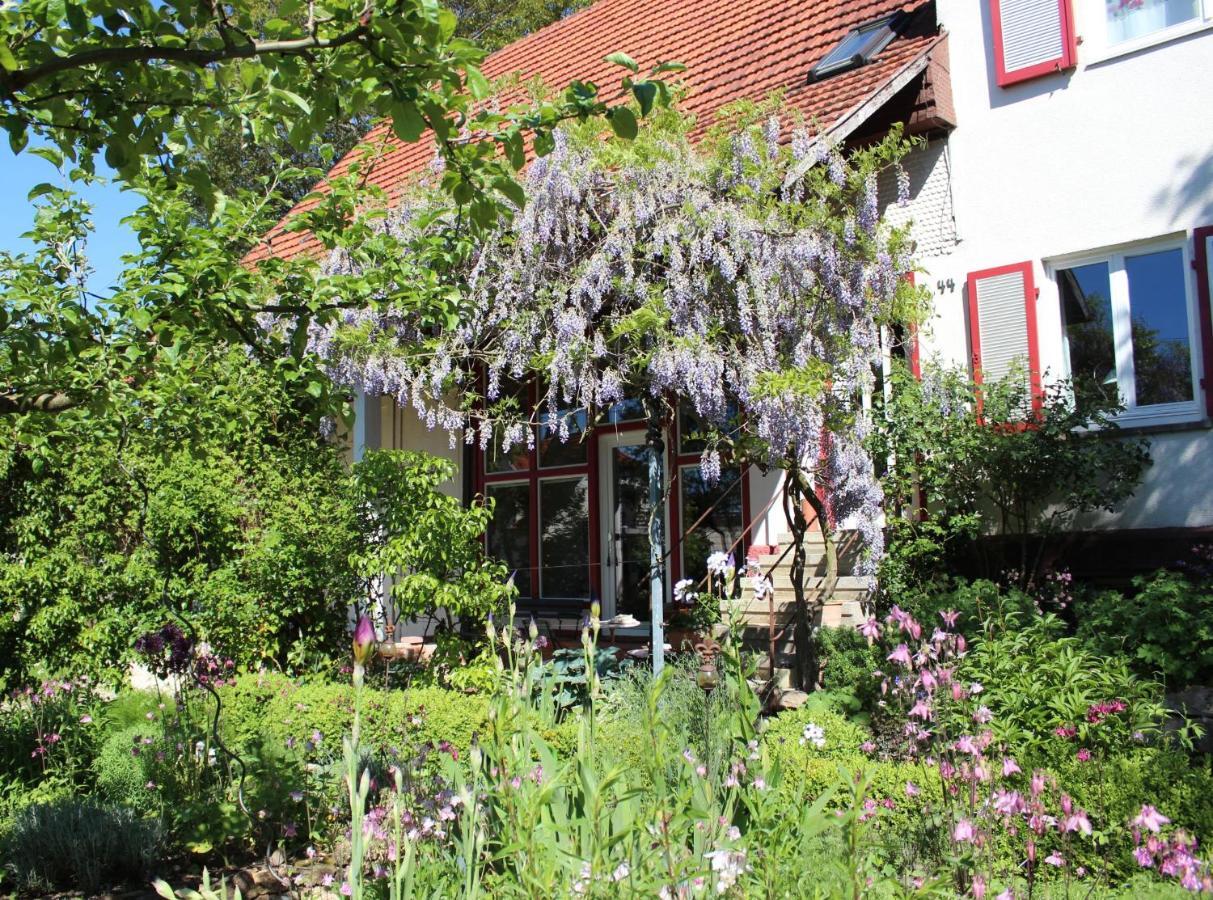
left=377, top=637, right=425, bottom=661
left=665, top=627, right=701, bottom=653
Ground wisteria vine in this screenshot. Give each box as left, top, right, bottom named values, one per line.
left=305, top=106, right=918, bottom=575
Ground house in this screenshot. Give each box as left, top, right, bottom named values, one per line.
left=922, top=0, right=1213, bottom=576
left=249, top=0, right=1213, bottom=643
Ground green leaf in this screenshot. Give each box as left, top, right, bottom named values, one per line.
left=533, top=131, right=555, bottom=157
left=465, top=66, right=490, bottom=101
left=652, top=60, right=687, bottom=74
left=26, top=182, right=57, bottom=201
left=273, top=88, right=312, bottom=116
left=631, top=81, right=658, bottom=117
left=607, top=106, right=638, bottom=140
left=390, top=101, right=426, bottom=142
left=605, top=51, right=640, bottom=73
left=104, top=140, right=129, bottom=171
left=0, top=41, right=18, bottom=72
left=492, top=176, right=525, bottom=210
left=7, top=123, right=28, bottom=155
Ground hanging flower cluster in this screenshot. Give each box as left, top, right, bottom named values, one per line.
left=307, top=107, right=918, bottom=575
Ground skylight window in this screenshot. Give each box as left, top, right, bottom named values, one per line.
left=810, top=13, right=904, bottom=81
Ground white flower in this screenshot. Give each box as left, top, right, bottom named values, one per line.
left=673, top=578, right=697, bottom=605
left=611, top=862, right=630, bottom=882
left=799, top=722, right=826, bottom=749
left=571, top=861, right=592, bottom=895
left=705, top=551, right=734, bottom=577
left=704, top=848, right=748, bottom=894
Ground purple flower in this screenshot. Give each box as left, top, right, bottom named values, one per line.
left=353, top=615, right=376, bottom=667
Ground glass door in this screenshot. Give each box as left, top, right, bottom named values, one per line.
left=598, top=434, right=663, bottom=621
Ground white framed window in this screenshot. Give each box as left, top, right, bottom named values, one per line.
left=1051, top=235, right=1205, bottom=427
left=1082, top=0, right=1213, bottom=61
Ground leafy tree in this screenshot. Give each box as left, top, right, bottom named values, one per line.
left=0, top=349, right=362, bottom=688
left=1, top=0, right=677, bottom=456
left=188, top=0, right=593, bottom=228
left=350, top=449, right=514, bottom=632
left=449, top=0, right=590, bottom=51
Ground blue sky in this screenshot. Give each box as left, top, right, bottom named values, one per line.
left=1, top=143, right=141, bottom=295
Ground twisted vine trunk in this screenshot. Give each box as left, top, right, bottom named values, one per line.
left=787, top=466, right=838, bottom=691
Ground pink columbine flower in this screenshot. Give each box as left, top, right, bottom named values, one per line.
left=918, top=668, right=938, bottom=694
left=887, top=644, right=913, bottom=668
left=940, top=609, right=960, bottom=628
left=973, top=706, right=993, bottom=724
left=1133, top=805, right=1171, bottom=834
left=909, top=699, right=932, bottom=720
left=992, top=789, right=1024, bottom=816
left=952, top=818, right=976, bottom=844
left=1030, top=771, right=1046, bottom=797
left=972, top=875, right=986, bottom=899
left=859, top=617, right=881, bottom=639
left=1044, top=852, right=1065, bottom=867
left=79, top=714, right=93, bottom=724
left=905, top=781, right=920, bottom=797
left=860, top=741, right=876, bottom=753
left=953, top=735, right=980, bottom=756
left=995, top=889, right=1014, bottom=900
left=1064, top=810, right=1092, bottom=836
left=1134, top=846, right=1154, bottom=868
left=1002, top=757, right=1021, bottom=777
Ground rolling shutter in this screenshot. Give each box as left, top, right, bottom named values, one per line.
left=990, top=0, right=1076, bottom=87
left=967, top=262, right=1042, bottom=408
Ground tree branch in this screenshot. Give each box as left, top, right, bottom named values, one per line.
left=0, top=390, right=80, bottom=414
left=4, top=25, right=371, bottom=93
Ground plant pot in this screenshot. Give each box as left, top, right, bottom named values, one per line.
left=666, top=627, right=702, bottom=653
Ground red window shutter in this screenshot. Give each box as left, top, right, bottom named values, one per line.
left=990, top=0, right=1077, bottom=87
left=967, top=261, right=1042, bottom=410
left=1194, top=226, right=1213, bottom=419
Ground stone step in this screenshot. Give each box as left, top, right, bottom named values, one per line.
left=763, top=570, right=870, bottom=591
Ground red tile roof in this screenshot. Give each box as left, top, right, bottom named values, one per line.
left=247, top=0, right=940, bottom=263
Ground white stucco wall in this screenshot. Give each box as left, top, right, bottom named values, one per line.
left=377, top=396, right=464, bottom=501
left=916, top=0, right=1213, bottom=530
